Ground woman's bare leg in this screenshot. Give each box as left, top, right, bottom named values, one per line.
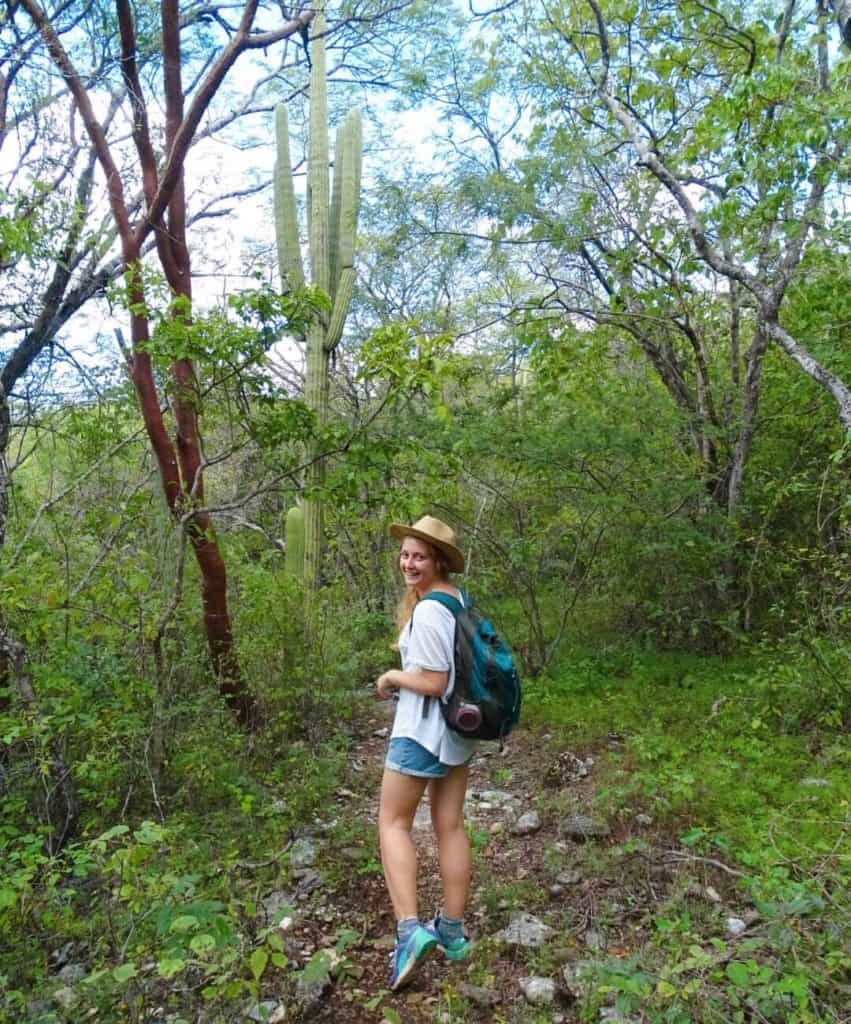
left=379, top=768, right=429, bottom=921
left=428, top=764, right=471, bottom=919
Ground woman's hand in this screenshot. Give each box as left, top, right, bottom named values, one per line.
left=376, top=671, right=398, bottom=699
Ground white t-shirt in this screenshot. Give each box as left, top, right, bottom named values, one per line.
left=390, top=593, right=477, bottom=766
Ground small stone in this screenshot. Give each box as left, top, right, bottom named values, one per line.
left=634, top=813, right=653, bottom=827
left=556, top=870, right=582, bottom=886
left=489, top=821, right=504, bottom=835
left=562, top=959, right=594, bottom=991
left=294, top=972, right=332, bottom=1016
left=512, top=811, right=543, bottom=835
left=50, top=941, right=75, bottom=967
left=372, top=727, right=389, bottom=738
left=725, top=917, right=747, bottom=936
left=559, top=815, right=611, bottom=840
left=52, top=987, right=78, bottom=1012
left=549, top=884, right=564, bottom=897
left=600, top=1009, right=640, bottom=1023
left=262, top=891, right=296, bottom=923
left=26, top=1001, right=53, bottom=1020
left=705, top=886, right=722, bottom=903
left=474, top=789, right=515, bottom=808
left=519, top=976, right=556, bottom=1005
left=290, top=837, right=319, bottom=869
left=57, top=963, right=86, bottom=984
left=496, top=912, right=553, bottom=948
left=294, top=868, right=322, bottom=896
left=458, top=982, right=499, bottom=1007
left=247, top=1001, right=280, bottom=1022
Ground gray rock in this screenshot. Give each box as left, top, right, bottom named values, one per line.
left=413, top=804, right=432, bottom=831
left=293, top=868, right=322, bottom=897
left=599, top=1009, right=640, bottom=1023
left=560, top=814, right=611, bottom=840
left=472, top=789, right=516, bottom=808
left=725, top=917, right=747, bottom=936
left=634, top=813, right=653, bottom=827
left=247, top=1001, right=281, bottom=1022
left=290, top=837, right=319, bottom=869
left=496, top=912, right=553, bottom=948
left=50, top=941, right=75, bottom=967
left=294, top=972, right=332, bottom=1017
left=52, top=987, right=78, bottom=1012
left=519, top=976, right=556, bottom=1005
left=25, top=1001, right=53, bottom=1021
left=57, top=962, right=86, bottom=983
left=458, top=982, right=499, bottom=1007
left=262, top=891, right=296, bottom=923
left=801, top=777, right=829, bottom=787
left=561, top=960, right=594, bottom=990
left=556, top=869, right=582, bottom=886
left=512, top=811, right=542, bottom=835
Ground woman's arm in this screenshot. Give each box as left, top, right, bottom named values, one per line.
left=376, top=667, right=448, bottom=700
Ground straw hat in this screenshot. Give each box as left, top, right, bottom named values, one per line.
left=389, top=515, right=465, bottom=573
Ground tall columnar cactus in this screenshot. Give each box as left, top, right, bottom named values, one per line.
left=284, top=505, right=305, bottom=578
left=274, top=5, right=362, bottom=603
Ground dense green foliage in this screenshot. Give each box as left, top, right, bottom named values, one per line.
left=1, top=1, right=849, bottom=1022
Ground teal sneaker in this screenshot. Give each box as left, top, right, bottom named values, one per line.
left=426, top=915, right=471, bottom=961
left=388, top=924, right=438, bottom=991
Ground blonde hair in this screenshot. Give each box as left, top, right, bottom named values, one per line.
left=394, top=539, right=451, bottom=631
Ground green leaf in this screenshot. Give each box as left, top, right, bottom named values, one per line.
left=383, top=1009, right=403, bottom=1024
left=250, top=948, right=269, bottom=981
left=726, top=961, right=751, bottom=987
left=170, top=914, right=199, bottom=934
left=189, top=933, right=216, bottom=956
left=158, top=957, right=186, bottom=979
left=112, top=962, right=138, bottom=983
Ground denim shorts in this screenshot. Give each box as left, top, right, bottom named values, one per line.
left=385, top=737, right=450, bottom=778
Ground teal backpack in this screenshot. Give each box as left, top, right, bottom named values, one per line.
left=414, top=591, right=521, bottom=742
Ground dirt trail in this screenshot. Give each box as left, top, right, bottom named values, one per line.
left=278, top=701, right=648, bottom=1023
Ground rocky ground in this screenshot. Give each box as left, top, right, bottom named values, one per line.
left=242, top=698, right=750, bottom=1024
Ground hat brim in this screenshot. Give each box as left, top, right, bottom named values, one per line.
left=389, top=523, right=465, bottom=573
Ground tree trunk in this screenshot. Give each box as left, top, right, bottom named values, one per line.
left=830, top=0, right=851, bottom=44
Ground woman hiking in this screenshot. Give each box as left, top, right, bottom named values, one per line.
left=376, top=515, right=474, bottom=991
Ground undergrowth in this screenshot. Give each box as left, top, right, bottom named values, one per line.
left=525, top=639, right=851, bottom=1023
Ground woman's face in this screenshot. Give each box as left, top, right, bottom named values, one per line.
left=399, top=537, right=439, bottom=593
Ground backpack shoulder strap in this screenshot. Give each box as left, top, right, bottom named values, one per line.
left=411, top=591, right=463, bottom=720
left=419, top=590, right=464, bottom=617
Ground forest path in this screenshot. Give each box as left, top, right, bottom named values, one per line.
left=270, top=698, right=713, bottom=1024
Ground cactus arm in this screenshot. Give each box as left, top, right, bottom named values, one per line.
left=307, top=7, right=329, bottom=292
left=285, top=505, right=305, bottom=577
left=274, top=103, right=305, bottom=290
left=336, top=110, right=362, bottom=278
left=328, top=120, right=346, bottom=297
left=325, top=266, right=355, bottom=352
